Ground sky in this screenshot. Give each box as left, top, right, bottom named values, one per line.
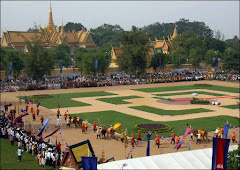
left=1, top=1, right=239, bottom=39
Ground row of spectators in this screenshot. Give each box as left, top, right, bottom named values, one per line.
left=0, top=113, right=64, bottom=168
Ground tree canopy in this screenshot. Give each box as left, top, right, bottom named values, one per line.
left=117, top=26, right=150, bottom=76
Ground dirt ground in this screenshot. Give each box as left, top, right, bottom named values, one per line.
left=1, top=80, right=239, bottom=161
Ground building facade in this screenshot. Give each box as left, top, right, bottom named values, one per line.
left=109, top=25, right=179, bottom=69
left=1, top=3, right=97, bottom=52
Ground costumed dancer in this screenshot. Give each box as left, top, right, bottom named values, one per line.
left=137, top=130, right=141, bottom=142
left=40, top=115, right=44, bottom=125
left=120, top=130, right=125, bottom=142
left=232, top=132, right=237, bottom=143
left=81, top=123, right=86, bottom=134
left=25, top=104, right=28, bottom=112
left=176, top=135, right=180, bottom=144
left=57, top=109, right=60, bottom=118
left=64, top=110, right=68, bottom=121
left=36, top=108, right=39, bottom=116
left=93, top=122, right=97, bottom=132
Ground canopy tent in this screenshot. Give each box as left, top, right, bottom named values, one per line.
left=97, top=145, right=238, bottom=169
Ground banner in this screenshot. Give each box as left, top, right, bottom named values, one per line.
left=174, top=127, right=192, bottom=150
left=81, top=157, right=97, bottom=170
left=13, top=113, right=29, bottom=126
left=146, top=132, right=152, bottom=156
left=9, top=62, right=13, bottom=76
left=37, top=117, right=51, bottom=137
left=25, top=96, right=29, bottom=104
left=95, top=59, right=98, bottom=73
left=223, top=124, right=229, bottom=139
left=212, top=137, right=230, bottom=170
left=40, top=74, right=46, bottom=81
left=60, top=61, right=63, bottom=74
left=212, top=58, right=216, bottom=67
left=43, top=127, right=60, bottom=139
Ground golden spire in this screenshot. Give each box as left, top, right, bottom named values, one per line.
left=48, top=0, right=54, bottom=28
left=60, top=21, right=64, bottom=35
left=171, top=24, right=178, bottom=40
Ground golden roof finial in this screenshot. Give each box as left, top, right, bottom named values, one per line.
left=60, top=21, right=64, bottom=35
left=171, top=24, right=178, bottom=40
left=50, top=0, right=52, bottom=12
left=48, top=0, right=54, bottom=28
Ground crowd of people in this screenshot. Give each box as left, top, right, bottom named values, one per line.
left=1, top=71, right=209, bottom=92
left=0, top=111, right=64, bottom=168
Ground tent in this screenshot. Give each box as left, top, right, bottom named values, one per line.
left=97, top=145, right=238, bottom=169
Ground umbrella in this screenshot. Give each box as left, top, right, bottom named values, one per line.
left=113, top=123, right=122, bottom=130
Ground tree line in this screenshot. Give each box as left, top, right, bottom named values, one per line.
left=1, top=19, right=239, bottom=81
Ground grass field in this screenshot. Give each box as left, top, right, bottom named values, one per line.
left=21, top=91, right=116, bottom=109
left=97, top=96, right=143, bottom=104
left=154, top=91, right=227, bottom=97
left=221, top=104, right=239, bottom=109
left=133, top=84, right=239, bottom=93
left=0, top=139, right=53, bottom=169
left=72, top=111, right=238, bottom=139
left=130, top=105, right=213, bottom=116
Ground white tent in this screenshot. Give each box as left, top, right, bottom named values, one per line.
left=97, top=145, right=238, bottom=169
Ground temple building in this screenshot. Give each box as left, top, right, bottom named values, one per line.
left=109, top=25, right=179, bottom=69
left=1, top=2, right=97, bottom=52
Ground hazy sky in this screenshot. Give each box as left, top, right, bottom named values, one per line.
left=1, top=1, right=239, bottom=39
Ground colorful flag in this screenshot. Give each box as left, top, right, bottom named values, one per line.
left=146, top=132, right=152, bottom=156
left=174, top=127, right=192, bottom=150
left=37, top=117, right=51, bottom=137
left=81, top=156, right=97, bottom=170
left=212, top=137, right=230, bottom=170
left=223, top=124, right=229, bottom=139
left=43, top=127, right=60, bottom=139
left=95, top=59, right=98, bottom=73
left=24, top=96, right=29, bottom=104
left=36, top=101, right=40, bottom=107
left=9, top=62, right=12, bottom=75
left=13, top=113, right=29, bottom=126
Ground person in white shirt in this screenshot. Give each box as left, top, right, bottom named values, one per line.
left=47, top=151, right=51, bottom=166
left=17, top=147, right=23, bottom=162
left=51, top=152, right=56, bottom=168
left=196, top=132, right=201, bottom=144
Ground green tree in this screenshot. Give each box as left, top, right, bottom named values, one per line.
left=204, top=37, right=226, bottom=53
left=150, top=52, right=168, bottom=72
left=225, top=35, right=239, bottom=51
left=50, top=44, right=72, bottom=68
left=24, top=39, right=54, bottom=81
left=0, top=47, right=8, bottom=71
left=227, top=144, right=239, bottom=169
left=6, top=50, right=25, bottom=79
left=142, top=18, right=213, bottom=40
left=189, top=47, right=203, bottom=70
left=171, top=48, right=187, bottom=67
left=117, top=26, right=150, bottom=76
left=60, top=22, right=85, bottom=32
left=223, top=48, right=239, bottom=70
left=90, top=24, right=123, bottom=46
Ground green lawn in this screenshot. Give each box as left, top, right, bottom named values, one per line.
left=130, top=105, right=213, bottom=116
left=96, top=96, right=142, bottom=104
left=221, top=104, right=239, bottom=109
left=0, top=139, right=54, bottom=169
left=21, top=91, right=116, bottom=109
left=133, top=84, right=239, bottom=93
left=72, top=111, right=239, bottom=139
left=154, top=91, right=227, bottom=97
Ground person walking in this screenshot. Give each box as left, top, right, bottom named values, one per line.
left=96, top=127, right=101, bottom=139
left=40, top=115, right=44, bottom=125
left=64, top=111, right=68, bottom=121
left=137, top=130, right=141, bottom=142
left=171, top=130, right=175, bottom=144
left=131, top=132, right=135, bottom=147
left=36, top=108, right=39, bottom=116
left=176, top=135, right=180, bottom=144
left=196, top=132, right=201, bottom=144
left=155, top=135, right=160, bottom=148
left=66, top=116, right=70, bottom=128
left=232, top=132, right=237, bottom=143
left=84, top=120, right=88, bottom=132
left=17, top=146, right=23, bottom=162
left=81, top=123, right=86, bottom=134
left=93, top=122, right=97, bottom=132
left=120, top=130, right=125, bottom=142
left=57, top=109, right=60, bottom=118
